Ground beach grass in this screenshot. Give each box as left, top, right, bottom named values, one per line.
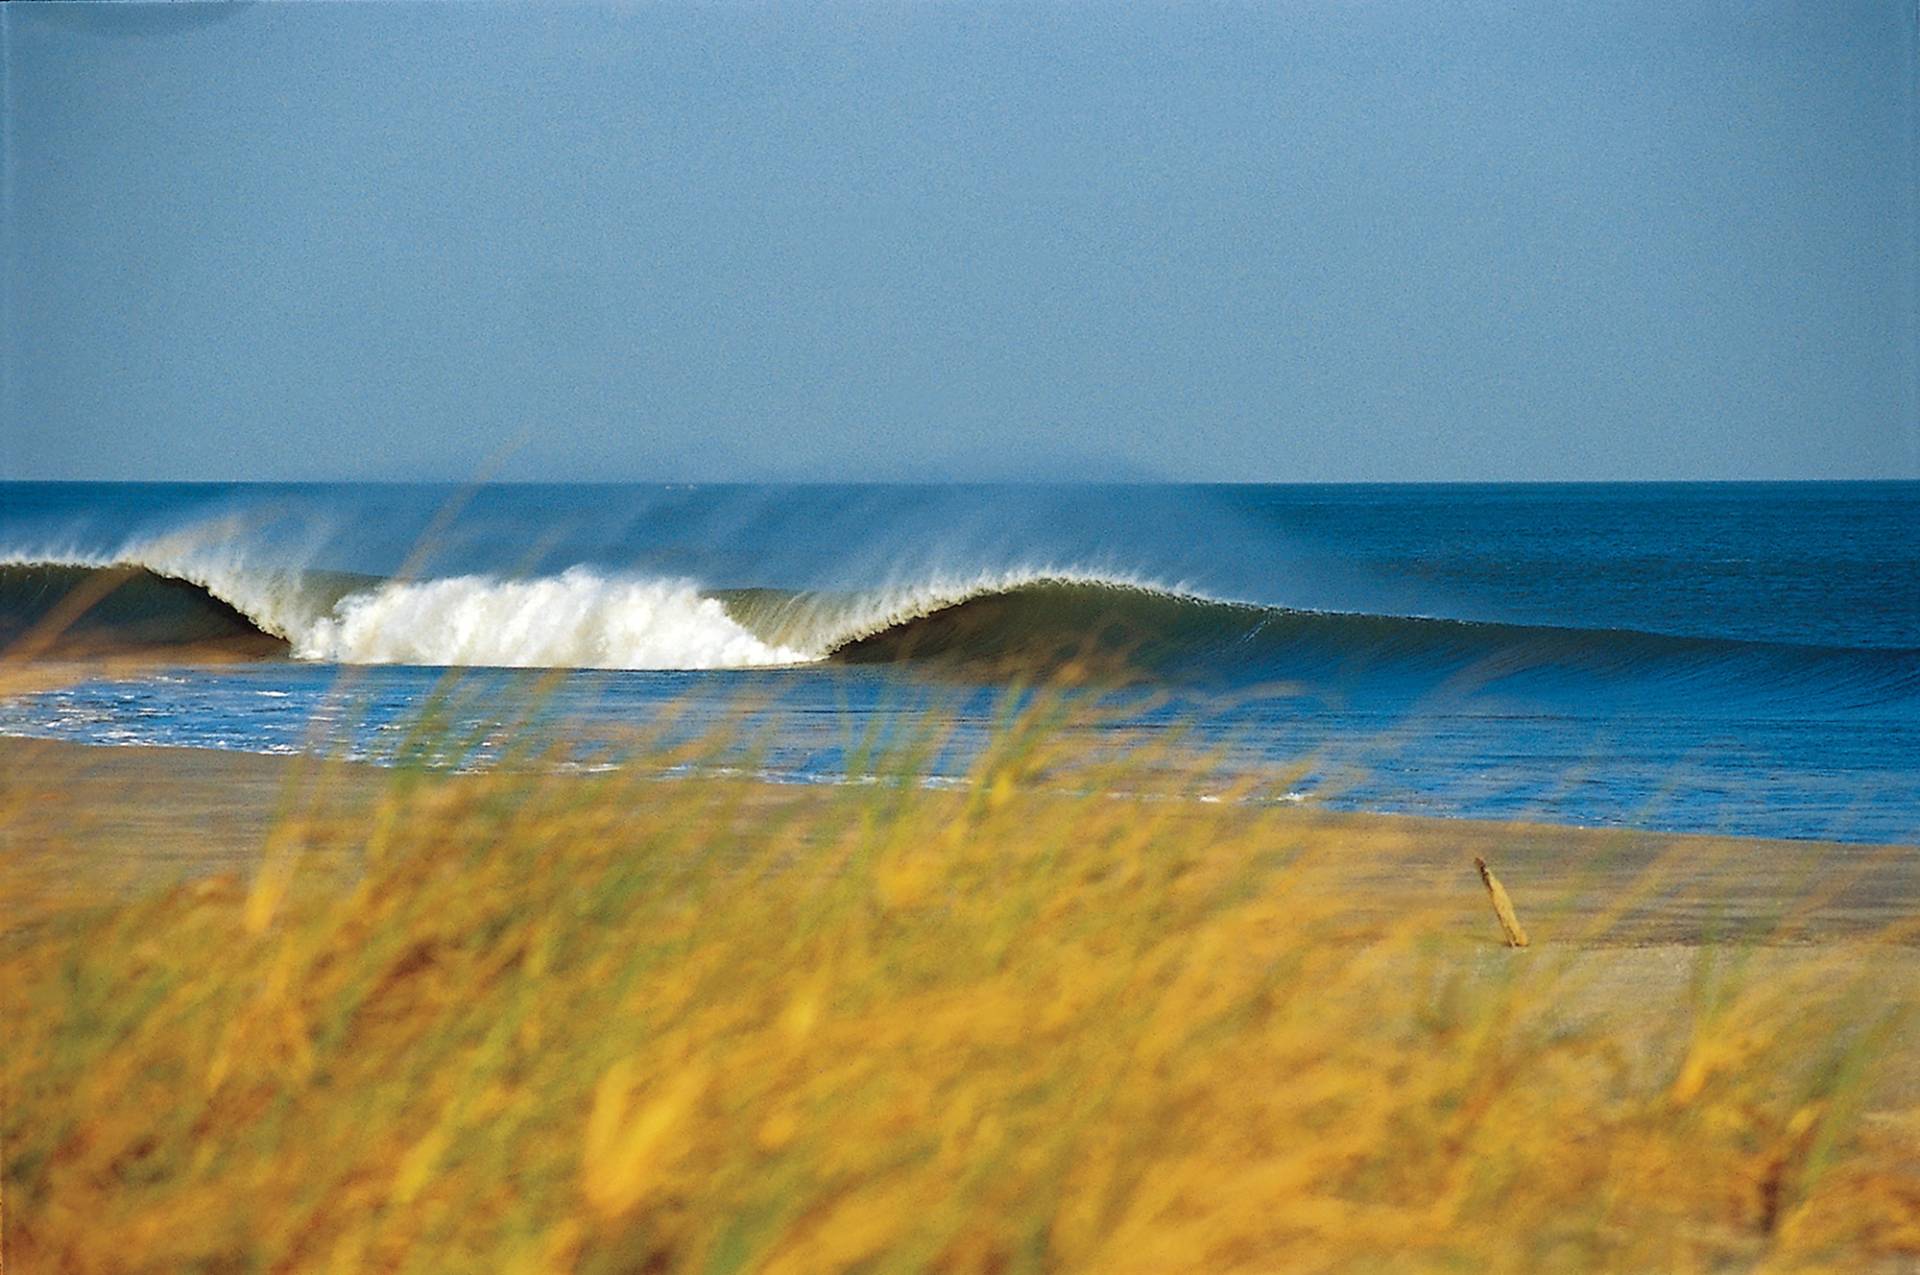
left=3, top=688, right=1918, bottom=1273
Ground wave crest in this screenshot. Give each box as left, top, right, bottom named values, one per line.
left=1, top=554, right=806, bottom=670
left=6, top=552, right=1918, bottom=709
left=297, top=568, right=807, bottom=669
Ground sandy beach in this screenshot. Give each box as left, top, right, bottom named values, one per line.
left=9, top=733, right=1918, bottom=1095
left=8, top=732, right=1919, bottom=1269
left=7, top=733, right=1915, bottom=946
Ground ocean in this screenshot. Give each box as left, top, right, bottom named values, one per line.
left=2, top=480, right=1916, bottom=843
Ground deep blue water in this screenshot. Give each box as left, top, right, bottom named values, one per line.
left=2, top=481, right=1916, bottom=842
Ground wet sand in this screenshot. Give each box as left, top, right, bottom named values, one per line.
left=6, top=734, right=1918, bottom=1110
left=4, top=733, right=1916, bottom=946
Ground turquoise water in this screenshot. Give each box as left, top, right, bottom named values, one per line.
left=3, top=481, right=1916, bottom=842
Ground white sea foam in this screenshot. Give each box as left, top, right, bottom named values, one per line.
left=295, top=568, right=808, bottom=669
left=4, top=537, right=1207, bottom=671
left=3, top=541, right=811, bottom=669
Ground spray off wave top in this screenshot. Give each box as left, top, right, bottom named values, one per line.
left=0, top=547, right=1186, bottom=672
left=3, top=545, right=1918, bottom=711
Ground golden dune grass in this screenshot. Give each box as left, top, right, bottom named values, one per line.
left=3, top=695, right=1918, bottom=1273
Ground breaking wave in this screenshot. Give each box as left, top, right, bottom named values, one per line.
left=5, top=550, right=1919, bottom=710
left=297, top=569, right=807, bottom=669
left=0, top=554, right=804, bottom=670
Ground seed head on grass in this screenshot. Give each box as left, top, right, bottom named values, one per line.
left=1, top=680, right=1916, bottom=1273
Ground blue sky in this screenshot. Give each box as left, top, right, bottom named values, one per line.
left=4, top=0, right=1916, bottom=481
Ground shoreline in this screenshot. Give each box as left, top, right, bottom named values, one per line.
left=8, top=726, right=1920, bottom=1256
left=5, top=733, right=1916, bottom=949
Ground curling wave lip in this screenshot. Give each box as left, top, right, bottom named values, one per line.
left=5, top=557, right=1919, bottom=714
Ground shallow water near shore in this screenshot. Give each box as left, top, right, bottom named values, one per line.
left=3, top=481, right=1917, bottom=842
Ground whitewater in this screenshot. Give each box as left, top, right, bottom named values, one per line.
left=2, top=481, right=1915, bottom=842
left=0, top=540, right=1201, bottom=671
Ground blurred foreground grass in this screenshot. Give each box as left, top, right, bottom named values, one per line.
left=3, top=694, right=1918, bottom=1273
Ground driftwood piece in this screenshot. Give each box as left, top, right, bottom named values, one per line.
left=1474, top=856, right=1530, bottom=948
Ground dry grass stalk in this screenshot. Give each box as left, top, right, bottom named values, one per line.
left=4, top=694, right=1917, bottom=1273
left=1475, top=855, right=1531, bottom=948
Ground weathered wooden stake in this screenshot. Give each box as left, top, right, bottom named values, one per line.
left=1474, top=856, right=1530, bottom=948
